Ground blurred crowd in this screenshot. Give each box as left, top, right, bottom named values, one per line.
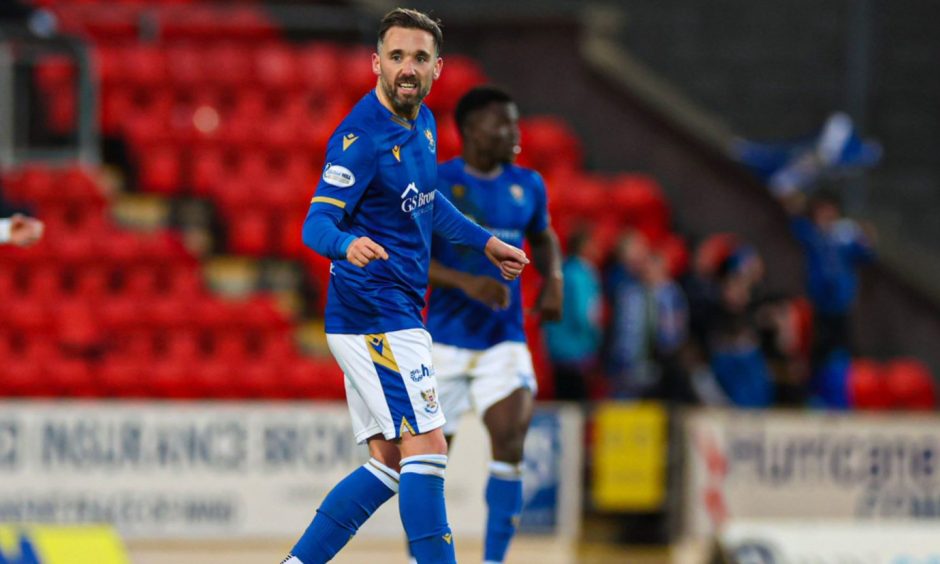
left=542, top=195, right=878, bottom=409
left=540, top=113, right=933, bottom=410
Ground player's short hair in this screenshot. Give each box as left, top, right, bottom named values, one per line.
left=454, top=86, right=514, bottom=138
left=378, top=8, right=443, bottom=55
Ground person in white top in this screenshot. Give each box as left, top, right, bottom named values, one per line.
left=0, top=213, right=44, bottom=246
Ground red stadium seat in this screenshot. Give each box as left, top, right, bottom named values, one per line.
left=884, top=358, right=936, bottom=411
left=436, top=116, right=462, bottom=161
left=121, top=45, right=169, bottom=88
left=150, top=359, right=195, bottom=399
left=193, top=358, right=238, bottom=399
left=99, top=357, right=150, bottom=398
left=339, top=45, right=377, bottom=101
left=847, top=359, right=890, bottom=410
left=164, top=43, right=206, bottom=88
left=3, top=298, right=54, bottom=336
left=163, top=328, right=204, bottom=363
left=297, top=43, right=341, bottom=97
left=239, top=360, right=283, bottom=399
left=0, top=358, right=47, bottom=397
left=47, top=357, right=97, bottom=398
left=137, top=143, right=184, bottom=195
left=190, top=146, right=227, bottom=196
left=656, top=233, right=690, bottom=278
left=255, top=43, right=298, bottom=91
left=56, top=299, right=102, bottom=352
left=425, top=55, right=487, bottom=114
left=227, top=209, right=271, bottom=256
left=519, top=117, right=583, bottom=174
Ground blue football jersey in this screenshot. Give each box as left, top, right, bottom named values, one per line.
left=308, top=90, right=443, bottom=335
left=427, top=158, right=550, bottom=349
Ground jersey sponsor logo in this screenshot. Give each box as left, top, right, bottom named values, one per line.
left=421, top=387, right=439, bottom=414
left=424, top=128, right=436, bottom=154
left=400, top=182, right=436, bottom=214
left=322, top=163, right=355, bottom=188
left=392, top=145, right=401, bottom=162
left=510, top=184, right=525, bottom=204
left=342, top=133, right=359, bottom=151
left=409, top=363, right=435, bottom=382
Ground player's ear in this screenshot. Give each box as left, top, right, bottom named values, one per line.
left=432, top=56, right=443, bottom=81
left=372, top=52, right=381, bottom=76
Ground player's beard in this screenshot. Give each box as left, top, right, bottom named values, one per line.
left=380, top=74, right=430, bottom=118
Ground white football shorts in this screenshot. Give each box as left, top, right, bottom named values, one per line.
left=433, top=341, right=537, bottom=436
left=327, top=328, right=445, bottom=444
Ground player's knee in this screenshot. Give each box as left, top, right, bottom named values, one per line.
left=400, top=428, right=448, bottom=457
left=491, top=429, right=526, bottom=463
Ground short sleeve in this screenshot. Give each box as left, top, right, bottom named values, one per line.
left=309, top=127, right=377, bottom=216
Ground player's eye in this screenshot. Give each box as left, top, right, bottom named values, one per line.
left=417, top=55, right=428, bottom=63
left=391, top=54, right=402, bottom=62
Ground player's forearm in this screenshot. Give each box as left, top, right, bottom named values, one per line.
left=428, top=259, right=477, bottom=292
left=529, top=228, right=563, bottom=281
left=432, top=191, right=492, bottom=252
left=302, top=207, right=356, bottom=260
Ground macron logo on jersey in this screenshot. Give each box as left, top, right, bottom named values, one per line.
left=323, top=163, right=355, bottom=188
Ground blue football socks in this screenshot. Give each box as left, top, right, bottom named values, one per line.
left=288, top=458, right=399, bottom=563
left=483, top=461, right=524, bottom=564
left=399, top=454, right=456, bottom=564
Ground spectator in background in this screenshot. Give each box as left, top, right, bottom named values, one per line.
left=544, top=227, right=602, bottom=400
left=702, top=254, right=775, bottom=407
left=604, top=231, right=649, bottom=396
left=777, top=187, right=875, bottom=400
left=604, top=232, right=689, bottom=400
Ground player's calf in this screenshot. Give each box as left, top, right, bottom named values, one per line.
left=285, top=458, right=399, bottom=563
left=399, top=451, right=456, bottom=564
left=484, top=461, right=524, bottom=564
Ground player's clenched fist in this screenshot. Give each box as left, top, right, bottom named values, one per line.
left=483, top=236, right=529, bottom=281
left=346, top=236, right=389, bottom=267
left=9, top=214, right=44, bottom=247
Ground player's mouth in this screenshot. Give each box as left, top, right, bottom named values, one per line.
left=397, top=80, right=419, bottom=96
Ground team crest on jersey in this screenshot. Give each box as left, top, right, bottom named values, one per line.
left=451, top=184, right=465, bottom=199
left=322, top=163, right=355, bottom=188
left=425, top=129, right=436, bottom=153
left=421, top=388, right=439, bottom=414
left=510, top=184, right=524, bottom=204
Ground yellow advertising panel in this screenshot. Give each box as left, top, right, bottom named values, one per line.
left=0, top=525, right=129, bottom=564
left=592, top=402, right=667, bottom=511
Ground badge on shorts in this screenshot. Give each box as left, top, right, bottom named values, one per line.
left=421, top=388, right=439, bottom=414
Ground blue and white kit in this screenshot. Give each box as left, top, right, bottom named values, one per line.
left=427, top=158, right=549, bottom=433
left=303, top=91, right=493, bottom=443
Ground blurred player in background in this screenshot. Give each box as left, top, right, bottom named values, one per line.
left=287, top=9, right=529, bottom=564
left=425, top=86, right=563, bottom=564
left=0, top=213, right=44, bottom=246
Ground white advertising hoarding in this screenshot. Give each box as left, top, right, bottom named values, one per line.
left=0, top=401, right=581, bottom=541
left=684, top=409, right=940, bottom=538
left=722, top=520, right=940, bottom=563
